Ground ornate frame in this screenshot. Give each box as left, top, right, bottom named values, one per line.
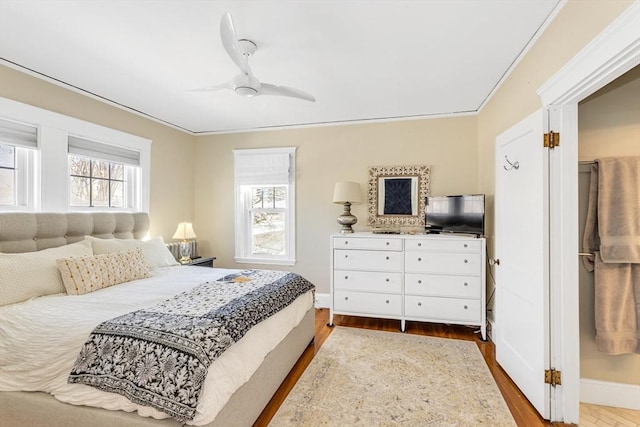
left=367, top=165, right=430, bottom=227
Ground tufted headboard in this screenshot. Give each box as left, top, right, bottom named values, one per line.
left=0, top=212, right=150, bottom=253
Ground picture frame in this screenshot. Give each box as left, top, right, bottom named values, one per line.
left=367, top=165, right=430, bottom=228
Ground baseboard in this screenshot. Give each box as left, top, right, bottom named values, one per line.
left=314, top=293, right=331, bottom=308
left=487, top=317, right=496, bottom=343
left=580, top=378, right=640, bottom=410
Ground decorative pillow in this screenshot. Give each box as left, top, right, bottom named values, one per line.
left=0, top=240, right=93, bottom=306
left=86, top=236, right=179, bottom=269
left=56, top=247, right=151, bottom=295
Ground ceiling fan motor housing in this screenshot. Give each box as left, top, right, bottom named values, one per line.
left=233, top=73, right=261, bottom=97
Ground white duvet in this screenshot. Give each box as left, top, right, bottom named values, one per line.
left=0, top=266, right=313, bottom=425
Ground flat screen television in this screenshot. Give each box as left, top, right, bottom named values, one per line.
left=425, top=194, right=485, bottom=236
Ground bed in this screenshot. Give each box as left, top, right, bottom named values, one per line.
left=0, top=212, right=315, bottom=427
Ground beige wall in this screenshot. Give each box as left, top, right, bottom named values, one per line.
left=577, top=66, right=640, bottom=385
left=194, top=116, right=478, bottom=293
left=0, top=64, right=196, bottom=238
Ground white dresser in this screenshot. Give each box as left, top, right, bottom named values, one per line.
left=329, top=232, right=486, bottom=340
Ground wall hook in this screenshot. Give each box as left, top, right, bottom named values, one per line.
left=503, top=155, right=520, bottom=171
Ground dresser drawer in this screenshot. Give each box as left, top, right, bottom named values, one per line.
left=405, top=252, right=481, bottom=275
left=334, top=249, right=403, bottom=272
left=404, top=296, right=481, bottom=322
left=334, top=270, right=403, bottom=293
left=405, top=238, right=481, bottom=253
left=333, top=236, right=403, bottom=251
left=405, top=274, right=480, bottom=298
left=334, top=290, right=402, bottom=317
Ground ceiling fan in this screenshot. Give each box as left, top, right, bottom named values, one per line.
left=195, top=12, right=316, bottom=102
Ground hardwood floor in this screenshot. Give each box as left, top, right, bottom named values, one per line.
left=254, top=309, right=569, bottom=427
left=580, top=403, right=640, bottom=426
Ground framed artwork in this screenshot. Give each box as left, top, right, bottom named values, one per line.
left=367, top=165, right=430, bottom=227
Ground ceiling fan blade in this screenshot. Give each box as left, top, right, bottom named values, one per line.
left=260, top=83, right=316, bottom=102
left=190, top=81, right=233, bottom=92
left=220, top=12, right=249, bottom=74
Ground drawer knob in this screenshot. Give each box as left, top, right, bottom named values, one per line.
left=464, top=305, right=468, bottom=310
left=345, top=276, right=349, bottom=280
left=345, top=297, right=349, bottom=301
left=464, top=243, right=468, bottom=248
left=418, top=302, right=422, bottom=306
left=418, top=257, right=422, bottom=262
left=417, top=280, right=422, bottom=284
left=418, top=242, right=422, bottom=247
left=386, top=256, right=390, bottom=260
left=464, top=282, right=468, bottom=286
left=385, top=299, right=389, bottom=304
left=345, top=255, right=349, bottom=258
left=345, top=241, right=349, bottom=245
left=386, top=241, right=390, bottom=245
left=464, top=259, right=468, bottom=264
left=385, top=278, right=390, bottom=282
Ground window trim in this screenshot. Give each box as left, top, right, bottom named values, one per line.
left=0, top=97, right=151, bottom=213
left=234, top=147, right=296, bottom=266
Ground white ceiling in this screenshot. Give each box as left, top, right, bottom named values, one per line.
left=0, top=1, right=561, bottom=134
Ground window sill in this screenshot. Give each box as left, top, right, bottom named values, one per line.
left=234, top=257, right=296, bottom=266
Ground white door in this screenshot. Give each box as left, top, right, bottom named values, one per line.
left=495, top=109, right=550, bottom=419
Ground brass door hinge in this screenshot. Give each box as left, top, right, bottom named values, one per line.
left=544, top=369, right=562, bottom=386
left=543, top=131, right=560, bottom=148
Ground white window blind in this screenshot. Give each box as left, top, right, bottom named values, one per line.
left=0, top=118, right=37, bottom=148
left=234, top=152, right=290, bottom=185
left=68, top=135, right=140, bottom=166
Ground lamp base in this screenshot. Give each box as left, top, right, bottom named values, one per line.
left=337, top=202, right=357, bottom=233
left=179, top=241, right=192, bottom=264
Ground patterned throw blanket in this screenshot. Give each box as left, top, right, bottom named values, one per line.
left=68, top=270, right=315, bottom=422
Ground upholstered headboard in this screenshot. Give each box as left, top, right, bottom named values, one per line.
left=0, top=212, right=150, bottom=253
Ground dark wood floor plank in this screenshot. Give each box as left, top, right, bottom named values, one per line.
left=254, top=309, right=564, bottom=427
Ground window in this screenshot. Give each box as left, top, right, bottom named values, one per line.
left=69, top=157, right=126, bottom=207
left=68, top=136, right=143, bottom=210
left=234, top=148, right=296, bottom=265
left=0, top=119, right=38, bottom=211
left=0, top=97, right=151, bottom=213
left=0, top=144, right=16, bottom=205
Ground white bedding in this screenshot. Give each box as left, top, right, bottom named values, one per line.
left=0, top=265, right=313, bottom=425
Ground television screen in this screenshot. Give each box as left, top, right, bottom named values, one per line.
left=425, top=194, right=485, bottom=236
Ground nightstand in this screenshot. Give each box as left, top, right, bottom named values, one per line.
left=183, top=256, right=216, bottom=268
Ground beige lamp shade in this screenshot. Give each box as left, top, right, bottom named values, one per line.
left=172, top=222, right=197, bottom=241
left=333, top=182, right=362, bottom=204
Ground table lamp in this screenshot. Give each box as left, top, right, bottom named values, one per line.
left=172, top=222, right=197, bottom=264
left=333, top=182, right=362, bottom=233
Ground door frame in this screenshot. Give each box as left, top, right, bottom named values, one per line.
left=537, top=2, right=640, bottom=423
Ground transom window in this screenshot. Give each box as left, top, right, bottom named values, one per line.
left=69, top=156, right=125, bottom=207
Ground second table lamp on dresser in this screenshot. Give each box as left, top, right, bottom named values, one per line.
left=172, top=222, right=197, bottom=264
left=333, top=181, right=362, bottom=233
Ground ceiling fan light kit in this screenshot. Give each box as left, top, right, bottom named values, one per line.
left=194, top=12, right=316, bottom=102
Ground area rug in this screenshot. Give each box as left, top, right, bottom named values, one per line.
left=269, top=327, right=516, bottom=426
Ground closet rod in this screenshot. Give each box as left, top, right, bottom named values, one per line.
left=578, top=252, right=593, bottom=256
left=578, top=160, right=596, bottom=165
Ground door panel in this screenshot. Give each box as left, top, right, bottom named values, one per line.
left=495, top=109, right=550, bottom=419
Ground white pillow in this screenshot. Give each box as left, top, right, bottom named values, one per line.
left=85, top=236, right=179, bottom=270
left=0, top=240, right=93, bottom=306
